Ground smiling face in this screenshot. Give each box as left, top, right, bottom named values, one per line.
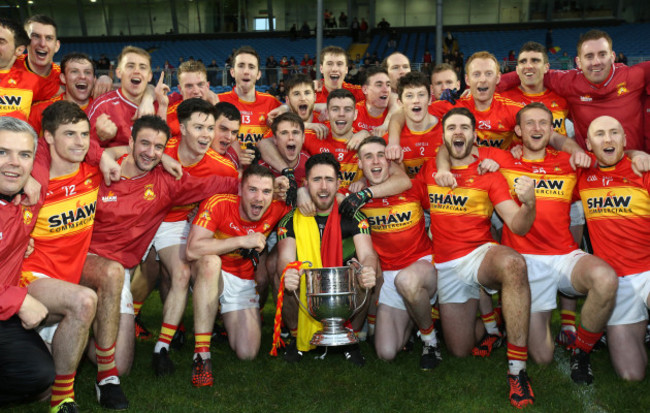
left=25, top=21, right=59, bottom=72
left=287, top=83, right=315, bottom=121
left=306, top=163, right=339, bottom=213
left=239, top=174, right=274, bottom=221
left=321, top=52, right=348, bottom=91
left=465, top=58, right=500, bottom=106
left=129, top=127, right=166, bottom=173
left=116, top=52, right=153, bottom=102
left=178, top=71, right=210, bottom=100
left=586, top=116, right=626, bottom=167
left=0, top=129, right=35, bottom=196
left=362, top=72, right=391, bottom=110
left=358, top=141, right=389, bottom=186
left=44, top=120, right=90, bottom=166
left=576, top=38, right=615, bottom=84
left=211, top=114, right=240, bottom=155
left=0, top=26, right=24, bottom=71
left=443, top=113, right=476, bottom=161
left=61, top=59, right=95, bottom=105
left=515, top=107, right=552, bottom=154
left=516, top=51, right=548, bottom=90
left=327, top=97, right=356, bottom=137
left=274, top=120, right=304, bottom=166
left=180, top=112, right=216, bottom=158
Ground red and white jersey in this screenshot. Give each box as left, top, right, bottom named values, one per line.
left=577, top=156, right=650, bottom=276
left=22, top=162, right=101, bottom=284
left=499, top=63, right=650, bottom=150
left=259, top=150, right=310, bottom=186
left=361, top=180, right=432, bottom=270
left=87, top=89, right=148, bottom=148
left=0, top=140, right=50, bottom=318
left=163, top=137, right=238, bottom=222
left=217, top=90, right=281, bottom=145
left=193, top=195, right=290, bottom=279
left=90, top=159, right=238, bottom=268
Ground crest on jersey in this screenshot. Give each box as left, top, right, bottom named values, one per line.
left=8, top=78, right=16, bottom=85
left=551, top=101, right=558, bottom=108
left=277, top=227, right=287, bottom=236
left=259, top=115, right=266, bottom=122
left=22, top=207, right=33, bottom=225
left=263, top=223, right=270, bottom=231
left=358, top=219, right=369, bottom=230
left=198, top=211, right=211, bottom=221
left=616, top=82, right=628, bottom=96
left=144, top=184, right=156, bottom=201
left=84, top=178, right=93, bottom=186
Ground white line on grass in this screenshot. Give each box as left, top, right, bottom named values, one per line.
left=553, top=348, right=609, bottom=413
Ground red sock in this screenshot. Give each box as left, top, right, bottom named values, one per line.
left=51, top=372, right=75, bottom=407
left=560, top=310, right=576, bottom=329
left=194, top=332, right=211, bottom=354
left=133, top=300, right=144, bottom=317
left=506, top=342, right=528, bottom=362
left=575, top=324, right=603, bottom=353
left=157, top=323, right=177, bottom=347
left=96, top=342, right=119, bottom=383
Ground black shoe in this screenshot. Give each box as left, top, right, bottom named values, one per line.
left=52, top=399, right=80, bottom=413
left=283, top=337, right=303, bottom=363
left=152, top=348, right=175, bottom=377
left=343, top=344, right=365, bottom=367
left=211, top=321, right=228, bottom=344
left=170, top=323, right=186, bottom=350
left=134, top=315, right=153, bottom=340
left=95, top=376, right=129, bottom=410
left=420, top=342, right=442, bottom=371
left=592, top=333, right=607, bottom=352
left=570, top=348, right=594, bottom=385
left=402, top=332, right=416, bottom=353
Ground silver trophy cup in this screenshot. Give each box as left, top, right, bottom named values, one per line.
left=294, top=259, right=368, bottom=346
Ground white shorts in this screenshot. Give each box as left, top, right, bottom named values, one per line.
left=435, top=243, right=497, bottom=304
left=378, top=255, right=435, bottom=311
left=151, top=220, right=190, bottom=251
left=121, top=267, right=134, bottom=315
left=522, top=250, right=586, bottom=313
left=608, top=270, right=650, bottom=326
left=570, top=201, right=585, bottom=227
left=220, top=270, right=259, bottom=314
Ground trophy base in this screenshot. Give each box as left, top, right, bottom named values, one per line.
left=310, top=326, right=358, bottom=346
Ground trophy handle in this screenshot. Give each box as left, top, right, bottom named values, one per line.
left=346, top=258, right=367, bottom=317
left=291, top=261, right=312, bottom=316
left=350, top=288, right=369, bottom=318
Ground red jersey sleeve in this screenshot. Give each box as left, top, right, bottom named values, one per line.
left=170, top=172, right=238, bottom=207
left=495, top=71, right=521, bottom=93
left=0, top=286, right=27, bottom=320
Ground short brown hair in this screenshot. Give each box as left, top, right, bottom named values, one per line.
left=233, top=46, right=260, bottom=68
left=577, top=29, right=613, bottom=56
left=518, top=41, right=548, bottom=64
left=320, top=45, right=348, bottom=66
left=515, top=102, right=552, bottom=126
left=271, top=112, right=305, bottom=135
left=117, top=46, right=151, bottom=68
left=177, top=60, right=207, bottom=82
left=465, top=51, right=500, bottom=76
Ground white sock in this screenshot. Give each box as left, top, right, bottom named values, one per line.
left=154, top=341, right=169, bottom=353
left=508, top=359, right=526, bottom=375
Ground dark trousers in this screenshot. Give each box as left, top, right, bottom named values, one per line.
left=0, top=316, right=55, bottom=406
